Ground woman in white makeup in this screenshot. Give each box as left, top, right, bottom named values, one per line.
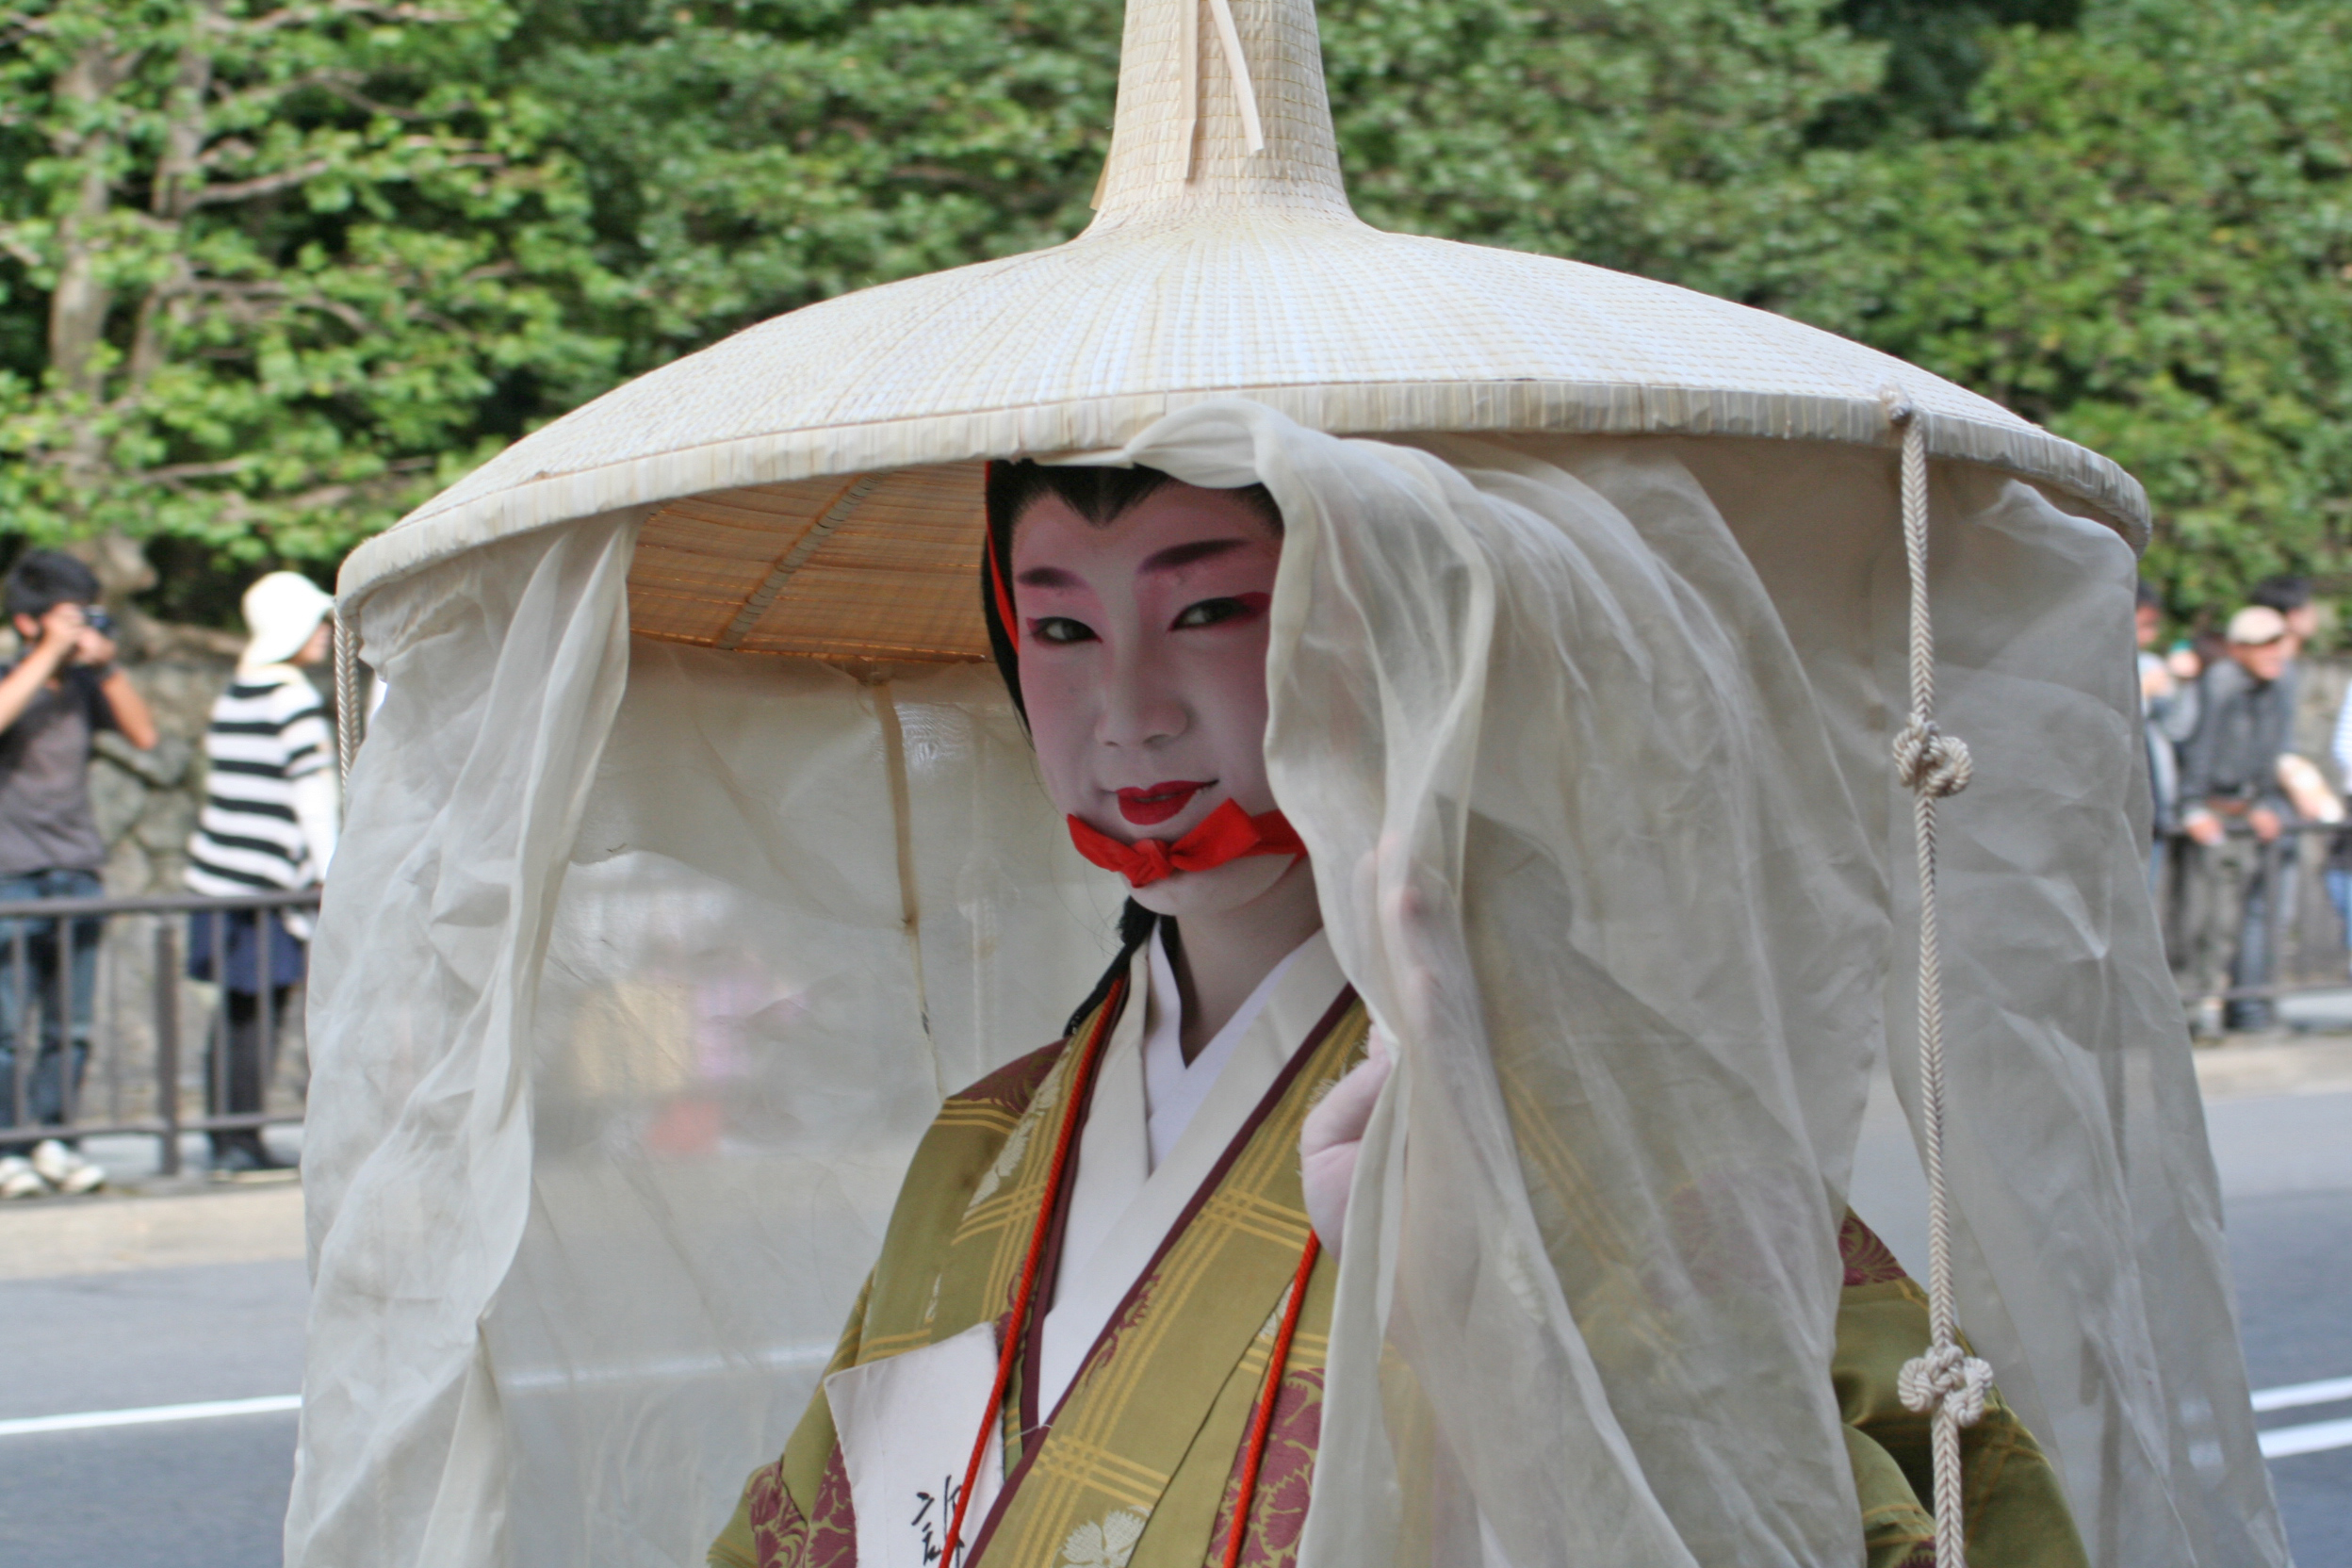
left=703, top=461, right=2083, bottom=1568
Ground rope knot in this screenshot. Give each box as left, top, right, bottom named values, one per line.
left=1899, top=1341, right=1995, bottom=1428
left=1894, top=718, right=1972, bottom=797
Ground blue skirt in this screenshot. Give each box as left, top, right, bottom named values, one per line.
left=186, top=907, right=306, bottom=995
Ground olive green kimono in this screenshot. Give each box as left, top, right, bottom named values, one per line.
left=710, top=990, right=2084, bottom=1568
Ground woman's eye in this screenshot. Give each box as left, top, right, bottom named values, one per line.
left=1031, top=616, right=1097, bottom=645
left=1170, top=595, right=1264, bottom=630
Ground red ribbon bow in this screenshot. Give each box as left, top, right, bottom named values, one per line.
left=1067, top=799, right=1305, bottom=888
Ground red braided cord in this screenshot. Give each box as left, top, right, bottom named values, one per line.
left=1220, top=1231, right=1321, bottom=1568
left=938, top=974, right=1125, bottom=1568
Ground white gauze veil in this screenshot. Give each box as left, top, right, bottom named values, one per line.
left=1118, top=399, right=2278, bottom=1568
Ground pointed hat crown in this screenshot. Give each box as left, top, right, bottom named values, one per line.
left=343, top=0, right=2146, bottom=662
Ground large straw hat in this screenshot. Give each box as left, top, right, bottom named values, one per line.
left=338, top=0, right=2148, bottom=660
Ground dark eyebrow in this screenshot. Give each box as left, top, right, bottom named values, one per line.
left=1138, top=538, right=1251, bottom=575
left=1014, top=565, right=1082, bottom=588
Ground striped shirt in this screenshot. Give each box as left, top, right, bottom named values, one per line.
left=186, top=668, right=334, bottom=894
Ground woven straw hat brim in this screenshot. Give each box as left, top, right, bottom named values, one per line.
left=339, top=0, right=2148, bottom=666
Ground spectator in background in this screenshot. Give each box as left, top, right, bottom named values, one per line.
left=2328, top=677, right=2352, bottom=980
left=184, top=572, right=337, bottom=1174
left=2139, top=582, right=2198, bottom=892
left=2244, top=576, right=2320, bottom=1008
left=2179, top=606, right=2295, bottom=1034
left=2250, top=574, right=2318, bottom=665
left=0, top=551, right=158, bottom=1199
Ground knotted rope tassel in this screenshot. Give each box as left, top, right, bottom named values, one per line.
left=1885, top=391, right=1994, bottom=1568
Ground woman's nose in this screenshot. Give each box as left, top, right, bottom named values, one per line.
left=1096, top=643, right=1186, bottom=748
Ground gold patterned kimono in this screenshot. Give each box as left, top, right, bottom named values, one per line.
left=710, top=981, right=2085, bottom=1568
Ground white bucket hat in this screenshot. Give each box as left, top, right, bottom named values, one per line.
left=240, top=570, right=334, bottom=668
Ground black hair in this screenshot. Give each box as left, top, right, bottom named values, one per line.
left=1062, top=896, right=1161, bottom=1037
left=6, top=551, right=100, bottom=622
left=978, top=460, right=1282, bottom=1037
left=2251, top=575, right=2311, bottom=613
left=2136, top=580, right=2162, bottom=612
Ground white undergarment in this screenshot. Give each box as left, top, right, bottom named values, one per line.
left=1035, top=926, right=1339, bottom=1418
left=1142, top=929, right=1314, bottom=1171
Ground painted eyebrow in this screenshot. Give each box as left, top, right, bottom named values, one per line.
left=1138, top=538, right=1252, bottom=575
left=1013, top=564, right=1083, bottom=588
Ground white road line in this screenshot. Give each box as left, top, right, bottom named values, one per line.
left=2251, top=1374, right=2352, bottom=1413
left=2261, top=1416, right=2352, bottom=1460
left=0, top=1394, right=300, bottom=1438
left=5, top=1378, right=2340, bottom=1455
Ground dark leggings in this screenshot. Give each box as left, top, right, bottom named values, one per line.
left=208, top=987, right=293, bottom=1153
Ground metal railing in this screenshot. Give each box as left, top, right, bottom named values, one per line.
left=2155, top=819, right=2352, bottom=1019
left=0, top=888, right=319, bottom=1176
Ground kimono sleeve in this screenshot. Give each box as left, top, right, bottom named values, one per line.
left=1831, top=1250, right=2088, bottom=1568
left=710, top=1273, right=872, bottom=1568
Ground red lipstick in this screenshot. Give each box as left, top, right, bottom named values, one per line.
left=1116, top=780, right=1211, bottom=826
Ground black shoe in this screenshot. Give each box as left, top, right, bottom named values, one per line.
left=210, top=1138, right=291, bottom=1175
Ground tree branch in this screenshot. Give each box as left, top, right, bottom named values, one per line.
left=185, top=159, right=335, bottom=207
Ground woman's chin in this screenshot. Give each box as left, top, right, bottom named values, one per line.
left=1129, top=853, right=1300, bottom=920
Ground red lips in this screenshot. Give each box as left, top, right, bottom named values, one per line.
left=1116, top=780, right=1211, bottom=826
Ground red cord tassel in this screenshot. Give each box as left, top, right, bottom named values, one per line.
left=1221, top=1231, right=1321, bottom=1568
left=938, top=975, right=1125, bottom=1568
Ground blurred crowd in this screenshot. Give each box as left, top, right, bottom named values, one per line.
left=2141, top=574, right=2352, bottom=1037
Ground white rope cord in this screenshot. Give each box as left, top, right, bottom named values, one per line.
left=334, top=610, right=360, bottom=793
left=1885, top=393, right=1993, bottom=1568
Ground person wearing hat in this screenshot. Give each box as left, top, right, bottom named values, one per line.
left=2178, top=604, right=2295, bottom=1033
left=185, top=570, right=339, bottom=1172
left=0, top=549, right=157, bottom=1198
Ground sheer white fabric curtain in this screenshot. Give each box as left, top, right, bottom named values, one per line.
left=293, top=399, right=2280, bottom=1568
left=1124, top=400, right=2281, bottom=1568
left=295, top=519, right=1119, bottom=1568
left=294, top=515, right=641, bottom=1568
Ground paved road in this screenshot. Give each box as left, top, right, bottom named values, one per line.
left=0, top=1090, right=2344, bottom=1566
left=0, top=1256, right=303, bottom=1563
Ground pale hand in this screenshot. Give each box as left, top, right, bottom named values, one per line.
left=1299, top=1027, right=1392, bottom=1256
left=2250, top=807, right=2283, bottom=843
left=2184, top=812, right=2225, bottom=847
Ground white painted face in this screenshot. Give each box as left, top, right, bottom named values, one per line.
left=1009, top=482, right=1296, bottom=918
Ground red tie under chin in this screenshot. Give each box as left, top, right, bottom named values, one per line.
left=1067, top=799, right=1306, bottom=888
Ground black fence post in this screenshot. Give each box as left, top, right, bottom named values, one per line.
left=155, top=919, right=181, bottom=1179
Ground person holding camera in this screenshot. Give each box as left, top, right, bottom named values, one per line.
left=0, top=551, right=157, bottom=1196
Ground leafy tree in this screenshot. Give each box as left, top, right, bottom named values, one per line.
left=0, top=0, right=617, bottom=613
left=1320, top=0, right=1882, bottom=283
left=522, top=0, right=1882, bottom=363
left=520, top=0, right=1118, bottom=365
left=1811, top=0, right=2081, bottom=145
left=1746, top=0, right=2352, bottom=619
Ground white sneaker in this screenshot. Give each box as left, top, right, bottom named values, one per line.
left=0, top=1155, right=44, bottom=1199
left=30, top=1138, right=103, bottom=1195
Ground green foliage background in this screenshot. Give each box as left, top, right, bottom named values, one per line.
left=0, top=0, right=2344, bottom=627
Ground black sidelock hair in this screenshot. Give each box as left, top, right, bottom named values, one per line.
left=977, top=460, right=1282, bottom=1037
left=6, top=551, right=100, bottom=622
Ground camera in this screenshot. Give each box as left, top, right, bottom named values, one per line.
left=81, top=607, right=114, bottom=638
